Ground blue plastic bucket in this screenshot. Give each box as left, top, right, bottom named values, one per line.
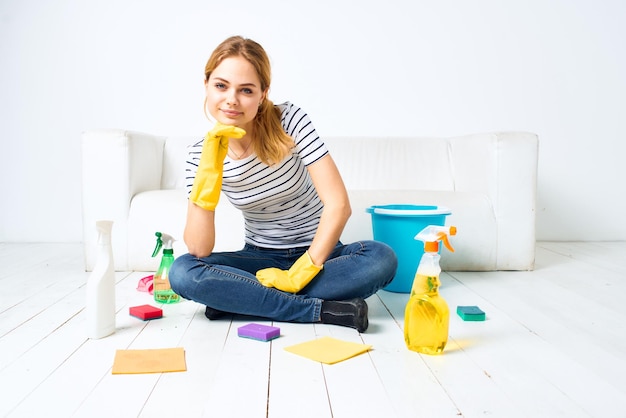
left=366, top=204, right=451, bottom=293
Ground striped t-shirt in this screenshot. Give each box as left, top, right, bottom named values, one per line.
left=186, top=102, right=329, bottom=248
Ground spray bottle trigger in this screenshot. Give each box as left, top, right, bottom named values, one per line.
left=438, top=232, right=455, bottom=252
left=151, top=232, right=163, bottom=257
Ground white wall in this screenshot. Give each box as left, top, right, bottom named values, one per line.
left=1, top=0, right=625, bottom=242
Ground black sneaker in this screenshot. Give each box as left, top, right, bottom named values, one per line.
left=320, top=298, right=369, bottom=333
left=204, top=306, right=228, bottom=320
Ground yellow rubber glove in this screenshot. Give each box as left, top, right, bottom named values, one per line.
left=256, top=251, right=323, bottom=293
left=189, top=123, right=246, bottom=210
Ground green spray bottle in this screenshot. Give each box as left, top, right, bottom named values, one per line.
left=151, top=232, right=180, bottom=304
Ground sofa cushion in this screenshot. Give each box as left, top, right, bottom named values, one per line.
left=326, top=137, right=455, bottom=191
left=344, top=190, right=497, bottom=271
left=127, top=189, right=245, bottom=271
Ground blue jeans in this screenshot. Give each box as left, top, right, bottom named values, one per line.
left=169, top=240, right=397, bottom=323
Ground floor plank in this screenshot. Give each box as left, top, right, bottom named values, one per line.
left=139, top=307, right=231, bottom=417
left=198, top=316, right=271, bottom=417
left=364, top=293, right=462, bottom=417
left=268, top=321, right=333, bottom=418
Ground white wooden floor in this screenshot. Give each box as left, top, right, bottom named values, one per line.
left=1, top=241, right=626, bottom=418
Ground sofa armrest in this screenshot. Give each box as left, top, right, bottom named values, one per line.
left=450, top=132, right=539, bottom=269
left=81, top=129, right=166, bottom=271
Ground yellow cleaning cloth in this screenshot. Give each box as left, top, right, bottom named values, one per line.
left=112, top=347, right=187, bottom=374
left=284, top=336, right=372, bottom=364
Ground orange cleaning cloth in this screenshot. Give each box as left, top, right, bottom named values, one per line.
left=112, top=347, right=187, bottom=374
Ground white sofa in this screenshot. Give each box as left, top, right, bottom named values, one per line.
left=81, top=130, right=539, bottom=272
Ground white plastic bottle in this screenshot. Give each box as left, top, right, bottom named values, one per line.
left=86, top=220, right=116, bottom=339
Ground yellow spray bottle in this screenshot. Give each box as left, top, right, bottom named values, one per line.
left=404, top=225, right=457, bottom=354
left=151, top=232, right=180, bottom=304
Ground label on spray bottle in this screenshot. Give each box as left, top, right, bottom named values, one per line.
left=404, top=273, right=450, bottom=354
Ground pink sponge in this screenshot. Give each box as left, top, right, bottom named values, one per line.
left=237, top=323, right=280, bottom=341
left=129, top=304, right=163, bottom=320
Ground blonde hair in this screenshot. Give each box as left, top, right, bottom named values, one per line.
left=204, top=36, right=293, bottom=165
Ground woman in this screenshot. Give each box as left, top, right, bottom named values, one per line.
left=169, top=36, right=397, bottom=332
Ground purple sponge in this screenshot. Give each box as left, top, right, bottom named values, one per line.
left=237, top=323, right=280, bottom=342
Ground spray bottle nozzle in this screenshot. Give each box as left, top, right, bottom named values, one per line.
left=152, top=231, right=175, bottom=257
left=415, top=225, right=457, bottom=253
